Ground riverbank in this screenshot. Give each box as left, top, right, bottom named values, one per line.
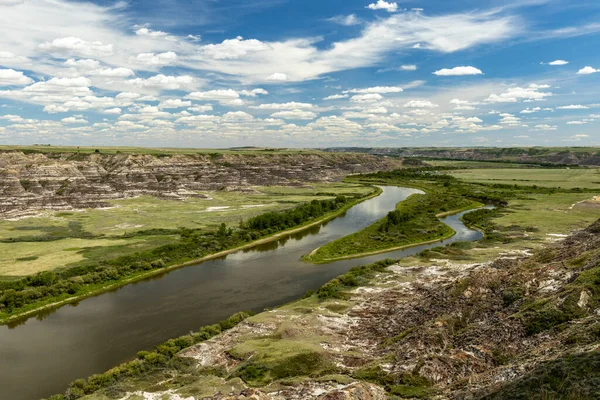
left=50, top=217, right=600, bottom=400
left=304, top=198, right=485, bottom=264
left=0, top=186, right=383, bottom=326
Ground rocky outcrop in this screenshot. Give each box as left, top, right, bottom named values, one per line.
left=324, top=147, right=600, bottom=166
left=0, top=151, right=401, bottom=219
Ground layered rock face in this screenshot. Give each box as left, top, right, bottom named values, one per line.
left=325, top=147, right=600, bottom=166
left=0, top=151, right=401, bottom=219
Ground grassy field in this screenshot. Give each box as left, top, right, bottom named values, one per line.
left=449, top=168, right=600, bottom=189
left=0, top=183, right=372, bottom=277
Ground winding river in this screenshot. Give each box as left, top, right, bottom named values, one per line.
left=0, top=186, right=484, bottom=400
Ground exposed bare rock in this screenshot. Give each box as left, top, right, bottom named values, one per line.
left=0, top=151, right=402, bottom=219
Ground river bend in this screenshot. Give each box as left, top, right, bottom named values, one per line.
left=0, top=186, right=484, bottom=399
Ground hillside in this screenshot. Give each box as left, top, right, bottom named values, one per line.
left=324, top=147, right=600, bottom=166
left=0, top=150, right=401, bottom=219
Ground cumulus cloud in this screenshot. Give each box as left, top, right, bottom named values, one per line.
left=253, top=102, right=314, bottom=110
left=240, top=88, right=268, bottom=97
left=533, top=124, right=557, bottom=131
left=271, top=110, right=317, bottom=120
left=520, top=107, right=541, bottom=113
left=61, top=116, right=88, bottom=124
left=367, top=1, right=398, bottom=12
left=350, top=93, right=383, bottom=103
left=188, top=104, right=213, bottom=113
left=135, top=27, right=168, bottom=38
left=39, top=37, right=113, bottom=57
left=159, top=99, right=192, bottom=109
left=102, top=107, right=122, bottom=115
left=548, top=60, right=568, bottom=65
left=433, top=66, right=483, bottom=76
left=577, top=66, right=599, bottom=75
left=126, top=75, right=196, bottom=91
left=323, top=94, right=349, bottom=100
left=347, top=86, right=403, bottom=94
left=133, top=52, right=178, bottom=67
left=404, top=100, right=439, bottom=108
left=266, top=73, right=288, bottom=81
left=557, top=104, right=589, bottom=109
left=202, top=37, right=270, bottom=60
left=0, top=69, right=33, bottom=86
left=485, top=84, right=552, bottom=103
left=186, top=89, right=239, bottom=101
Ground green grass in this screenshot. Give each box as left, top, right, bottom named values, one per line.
left=306, top=191, right=481, bottom=263
left=0, top=183, right=372, bottom=277
left=449, top=168, right=600, bottom=189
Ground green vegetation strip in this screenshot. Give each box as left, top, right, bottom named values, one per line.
left=0, top=187, right=381, bottom=325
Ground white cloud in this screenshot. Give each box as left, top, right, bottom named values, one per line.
left=485, top=84, right=552, bottom=103
left=159, top=99, right=192, bottom=109
left=271, top=110, right=317, bottom=120
left=347, top=86, right=403, bottom=94
left=253, top=102, right=314, bottom=110
left=400, top=65, right=417, bottom=71
left=498, top=112, right=524, bottom=127
left=202, top=37, right=270, bottom=60
left=557, top=104, right=589, bottom=109
left=404, top=100, right=439, bottom=108
left=0, top=69, right=33, bottom=86
left=133, top=52, right=178, bottom=67
left=222, top=111, right=254, bottom=121
left=350, top=93, right=383, bottom=103
left=367, top=1, right=398, bottom=12
left=548, top=60, right=568, bottom=66
left=135, top=27, right=168, bottom=38
left=240, top=88, right=268, bottom=97
left=39, top=37, right=113, bottom=57
left=188, top=104, right=213, bottom=113
left=126, top=75, right=196, bottom=91
left=566, top=120, right=587, bottom=125
left=61, top=116, right=88, bottom=124
left=266, top=73, right=288, bottom=81
left=102, top=107, right=122, bottom=115
left=577, top=66, right=599, bottom=75
left=186, top=89, right=239, bottom=101
left=93, top=67, right=135, bottom=77
left=65, top=59, right=101, bottom=69
left=520, top=107, right=541, bottom=113
left=533, top=124, right=557, bottom=131
left=323, top=94, right=349, bottom=100
left=329, top=14, right=360, bottom=26
left=433, top=66, right=483, bottom=76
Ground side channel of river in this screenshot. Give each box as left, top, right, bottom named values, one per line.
left=0, top=186, right=484, bottom=400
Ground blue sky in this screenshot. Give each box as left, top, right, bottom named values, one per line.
left=0, top=0, right=599, bottom=148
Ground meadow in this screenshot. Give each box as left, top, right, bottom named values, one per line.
left=306, top=165, right=600, bottom=263
left=449, top=167, right=600, bottom=189
left=0, top=183, right=372, bottom=277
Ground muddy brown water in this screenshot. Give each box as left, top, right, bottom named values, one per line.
left=0, top=186, right=484, bottom=400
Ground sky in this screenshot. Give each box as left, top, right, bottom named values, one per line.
left=0, top=0, right=599, bottom=148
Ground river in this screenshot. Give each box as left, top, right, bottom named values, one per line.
left=0, top=186, right=484, bottom=399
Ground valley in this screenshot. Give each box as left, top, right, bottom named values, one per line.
left=0, top=148, right=598, bottom=400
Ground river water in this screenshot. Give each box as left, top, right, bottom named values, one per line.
left=0, top=186, right=484, bottom=400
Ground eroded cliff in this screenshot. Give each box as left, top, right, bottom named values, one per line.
left=0, top=151, right=401, bottom=219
